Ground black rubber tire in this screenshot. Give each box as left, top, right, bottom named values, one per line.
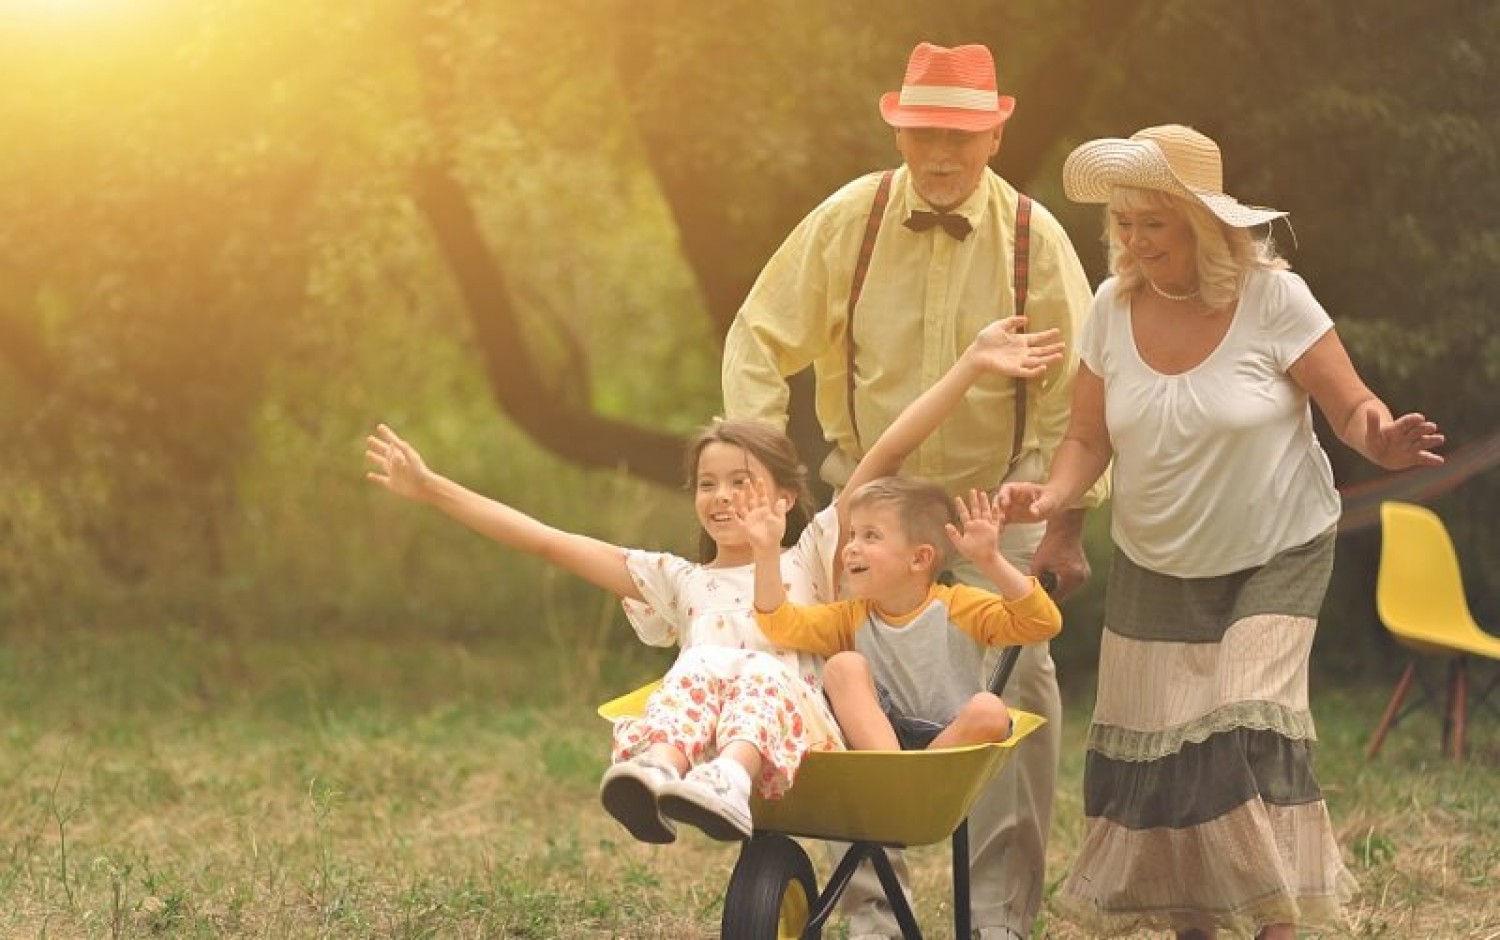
left=721, top=833, right=819, bottom=940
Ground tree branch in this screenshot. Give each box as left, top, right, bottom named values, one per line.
left=411, top=165, right=687, bottom=487
left=1001, top=0, right=1147, bottom=188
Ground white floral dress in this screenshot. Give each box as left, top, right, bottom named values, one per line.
left=611, top=506, right=846, bottom=798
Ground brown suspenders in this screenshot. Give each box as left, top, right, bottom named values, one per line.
left=1009, top=193, right=1033, bottom=468
left=845, top=170, right=896, bottom=449
left=846, top=171, right=1034, bottom=466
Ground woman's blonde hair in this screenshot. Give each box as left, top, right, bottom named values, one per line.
left=1104, top=186, right=1287, bottom=309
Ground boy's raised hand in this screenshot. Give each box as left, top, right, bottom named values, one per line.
left=945, top=488, right=1005, bottom=564
left=968, top=316, right=1065, bottom=379
left=365, top=423, right=433, bottom=501
left=735, top=480, right=788, bottom=555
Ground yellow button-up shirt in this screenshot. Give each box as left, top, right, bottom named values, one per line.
left=723, top=166, right=1108, bottom=505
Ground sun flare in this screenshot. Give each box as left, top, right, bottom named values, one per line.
left=1, top=0, right=138, bottom=22
left=5, top=0, right=122, bottom=10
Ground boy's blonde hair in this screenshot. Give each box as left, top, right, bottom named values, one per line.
left=847, top=476, right=958, bottom=571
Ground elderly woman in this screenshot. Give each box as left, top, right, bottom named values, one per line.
left=1000, top=125, right=1444, bottom=939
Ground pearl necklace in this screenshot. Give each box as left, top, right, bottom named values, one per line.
left=1148, top=280, right=1201, bottom=303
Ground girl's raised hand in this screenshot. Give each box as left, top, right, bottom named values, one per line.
left=735, top=479, right=788, bottom=554
left=364, top=423, right=434, bottom=501
left=968, top=317, right=1065, bottom=379
left=945, top=488, right=1005, bottom=564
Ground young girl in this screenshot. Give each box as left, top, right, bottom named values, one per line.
left=363, top=419, right=846, bottom=844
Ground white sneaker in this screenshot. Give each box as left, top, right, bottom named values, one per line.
left=599, top=756, right=679, bottom=844
left=656, top=760, right=753, bottom=841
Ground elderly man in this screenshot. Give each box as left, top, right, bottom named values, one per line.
left=722, top=41, right=1107, bottom=939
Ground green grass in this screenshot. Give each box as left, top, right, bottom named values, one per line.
left=1, top=628, right=1496, bottom=938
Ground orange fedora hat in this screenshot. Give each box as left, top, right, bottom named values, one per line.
left=879, top=42, right=1016, bottom=132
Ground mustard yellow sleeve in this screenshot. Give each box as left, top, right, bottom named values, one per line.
left=944, top=582, right=1062, bottom=647
left=755, top=599, right=862, bottom=659
left=1025, top=207, right=1111, bottom=509
left=723, top=175, right=883, bottom=429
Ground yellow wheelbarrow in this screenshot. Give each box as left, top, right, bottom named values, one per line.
left=598, top=648, right=1044, bottom=939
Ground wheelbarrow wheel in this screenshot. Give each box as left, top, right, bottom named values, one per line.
left=721, top=833, right=819, bottom=940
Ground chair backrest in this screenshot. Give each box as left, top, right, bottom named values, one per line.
left=1377, top=501, right=1485, bottom=652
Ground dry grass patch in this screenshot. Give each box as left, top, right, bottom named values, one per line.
left=1, top=630, right=1496, bottom=938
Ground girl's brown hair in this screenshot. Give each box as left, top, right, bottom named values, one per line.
left=683, top=419, right=815, bottom=563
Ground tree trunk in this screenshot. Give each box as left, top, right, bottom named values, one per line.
left=412, top=165, right=687, bottom=487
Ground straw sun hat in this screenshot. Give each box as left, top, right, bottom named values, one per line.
left=1062, top=124, right=1287, bottom=228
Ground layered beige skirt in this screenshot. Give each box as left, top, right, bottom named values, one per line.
left=1055, top=528, right=1357, bottom=937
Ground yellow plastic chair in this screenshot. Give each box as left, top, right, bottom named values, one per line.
left=1367, top=501, right=1500, bottom=761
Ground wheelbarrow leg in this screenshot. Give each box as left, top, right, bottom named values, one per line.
left=805, top=842, right=922, bottom=939
left=868, top=845, right=923, bottom=939
left=804, top=842, right=878, bottom=936
left=952, top=820, right=971, bottom=940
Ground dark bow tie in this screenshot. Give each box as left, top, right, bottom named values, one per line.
left=904, top=209, right=972, bottom=241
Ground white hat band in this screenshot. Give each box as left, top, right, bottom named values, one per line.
left=897, top=85, right=1000, bottom=112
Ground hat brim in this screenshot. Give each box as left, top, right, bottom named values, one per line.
left=1062, top=137, right=1287, bottom=228
left=879, top=91, right=1015, bottom=132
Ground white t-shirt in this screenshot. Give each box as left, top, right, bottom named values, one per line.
left=1080, top=268, right=1342, bottom=577
left=616, top=504, right=846, bottom=759
left=619, top=504, right=841, bottom=688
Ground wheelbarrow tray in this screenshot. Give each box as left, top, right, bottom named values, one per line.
left=598, top=680, right=1044, bottom=846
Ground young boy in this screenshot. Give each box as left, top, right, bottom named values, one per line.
left=742, top=317, right=1065, bottom=750
left=745, top=476, right=1059, bottom=750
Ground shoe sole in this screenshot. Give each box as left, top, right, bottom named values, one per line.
left=657, top=787, right=751, bottom=842
left=599, top=770, right=676, bottom=845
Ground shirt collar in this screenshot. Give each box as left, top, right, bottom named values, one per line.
left=898, top=167, right=993, bottom=227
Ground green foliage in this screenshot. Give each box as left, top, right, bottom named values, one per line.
left=0, top=0, right=1495, bottom=660
left=1051, top=0, right=1500, bottom=631
left=0, top=2, right=321, bottom=601
left=1, top=0, right=716, bottom=637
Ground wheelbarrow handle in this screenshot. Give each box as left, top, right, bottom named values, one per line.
left=985, top=571, right=1058, bottom=696
left=985, top=647, right=1022, bottom=697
